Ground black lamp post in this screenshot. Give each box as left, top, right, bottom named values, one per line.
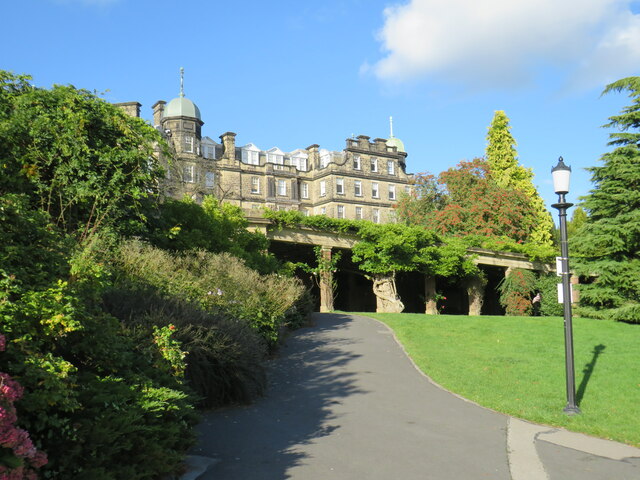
left=551, top=157, right=581, bottom=415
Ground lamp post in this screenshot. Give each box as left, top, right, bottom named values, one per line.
left=551, top=157, right=581, bottom=415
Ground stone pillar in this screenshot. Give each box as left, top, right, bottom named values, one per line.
left=466, top=275, right=485, bottom=316
left=425, top=275, right=438, bottom=315
left=570, top=275, right=580, bottom=304
left=319, top=246, right=334, bottom=313
left=220, top=132, right=237, bottom=161
left=152, top=100, right=166, bottom=127
left=114, top=101, right=141, bottom=118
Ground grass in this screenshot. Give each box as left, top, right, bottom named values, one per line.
left=362, top=313, right=640, bottom=447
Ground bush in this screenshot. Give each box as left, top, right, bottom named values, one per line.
left=498, top=268, right=536, bottom=316
left=534, top=273, right=563, bottom=317
left=113, top=240, right=306, bottom=349
left=102, top=288, right=268, bottom=408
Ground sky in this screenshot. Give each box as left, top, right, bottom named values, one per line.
left=4, top=0, right=640, bottom=216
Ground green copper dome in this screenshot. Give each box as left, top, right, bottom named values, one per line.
left=164, top=96, right=201, bottom=120
left=386, top=116, right=405, bottom=152
left=386, top=136, right=405, bottom=153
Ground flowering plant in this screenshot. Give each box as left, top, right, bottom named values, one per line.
left=0, top=334, right=48, bottom=479
left=152, top=326, right=187, bottom=378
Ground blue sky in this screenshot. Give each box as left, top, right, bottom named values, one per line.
left=4, top=0, right=640, bottom=215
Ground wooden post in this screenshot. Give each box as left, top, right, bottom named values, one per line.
left=425, top=275, right=438, bottom=315
left=319, top=246, right=334, bottom=312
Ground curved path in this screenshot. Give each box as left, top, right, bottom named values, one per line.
left=189, top=313, right=640, bottom=479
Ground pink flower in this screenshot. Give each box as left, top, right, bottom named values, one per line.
left=0, top=334, right=5, bottom=352
left=0, top=373, right=24, bottom=403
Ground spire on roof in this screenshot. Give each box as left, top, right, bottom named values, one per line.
left=389, top=116, right=394, bottom=138
left=180, top=67, right=185, bottom=98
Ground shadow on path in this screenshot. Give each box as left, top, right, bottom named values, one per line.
left=193, top=313, right=367, bottom=479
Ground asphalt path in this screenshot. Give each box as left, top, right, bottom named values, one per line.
left=190, top=313, right=640, bottom=480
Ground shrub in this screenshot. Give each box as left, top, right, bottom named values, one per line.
left=534, top=273, right=563, bottom=317
left=498, top=268, right=536, bottom=316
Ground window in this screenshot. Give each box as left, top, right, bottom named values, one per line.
left=354, top=180, right=362, bottom=197
left=301, top=182, right=309, bottom=199
left=355, top=206, right=363, bottom=220
left=242, top=148, right=259, bottom=165
left=372, top=182, right=379, bottom=198
left=183, top=165, right=195, bottom=183
left=387, top=160, right=395, bottom=175
left=277, top=179, right=287, bottom=196
left=371, top=157, right=378, bottom=173
left=372, top=208, right=380, bottom=224
left=353, top=156, right=361, bottom=170
left=291, top=156, right=308, bottom=172
left=184, top=136, right=194, bottom=153
left=337, top=205, right=344, bottom=219
left=268, top=153, right=284, bottom=164
left=405, top=185, right=411, bottom=195
left=302, top=209, right=310, bottom=217
left=321, top=207, right=326, bottom=215
left=251, top=176, right=260, bottom=194
left=336, top=178, right=344, bottom=195
left=320, top=181, right=326, bottom=197
left=389, top=184, right=396, bottom=200
left=320, top=154, right=330, bottom=168
left=205, top=171, right=215, bottom=188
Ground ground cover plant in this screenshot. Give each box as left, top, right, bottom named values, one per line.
left=364, top=313, right=640, bottom=447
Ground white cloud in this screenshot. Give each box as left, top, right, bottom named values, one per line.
left=372, top=0, right=640, bottom=89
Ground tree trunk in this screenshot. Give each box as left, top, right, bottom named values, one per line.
left=372, top=273, right=404, bottom=313
left=425, top=275, right=438, bottom=315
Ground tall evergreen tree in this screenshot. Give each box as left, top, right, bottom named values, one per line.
left=485, top=110, right=554, bottom=246
left=573, top=77, right=640, bottom=323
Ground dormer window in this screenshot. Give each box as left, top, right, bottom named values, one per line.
left=320, top=154, right=330, bottom=169
left=241, top=144, right=261, bottom=165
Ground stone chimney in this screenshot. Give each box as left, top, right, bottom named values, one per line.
left=357, top=135, right=371, bottom=150
left=152, top=100, right=166, bottom=127
left=306, top=144, right=320, bottom=170
left=220, top=132, right=237, bottom=161
left=373, top=138, right=388, bottom=152
left=114, top=102, right=141, bottom=118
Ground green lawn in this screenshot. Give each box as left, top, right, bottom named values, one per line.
left=362, top=313, right=640, bottom=447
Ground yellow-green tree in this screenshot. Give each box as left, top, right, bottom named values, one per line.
left=485, top=110, right=554, bottom=246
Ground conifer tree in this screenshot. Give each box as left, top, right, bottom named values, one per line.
left=485, top=110, right=554, bottom=246
left=573, top=77, right=640, bottom=323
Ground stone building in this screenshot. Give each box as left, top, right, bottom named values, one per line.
left=119, top=71, right=412, bottom=223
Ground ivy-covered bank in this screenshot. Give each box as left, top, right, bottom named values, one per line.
left=0, top=71, right=311, bottom=479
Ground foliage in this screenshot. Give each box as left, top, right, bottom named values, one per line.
left=485, top=110, right=554, bottom=246
left=148, top=196, right=279, bottom=274
left=0, top=278, right=197, bottom=479
left=394, top=172, right=446, bottom=226
left=0, top=335, right=48, bottom=480
left=535, top=273, right=563, bottom=317
left=264, top=208, right=361, bottom=234
left=0, top=71, right=165, bottom=240
left=572, top=77, right=640, bottom=323
left=112, top=239, right=305, bottom=350
left=433, top=159, right=539, bottom=243
left=567, top=206, right=588, bottom=239
left=497, top=268, right=536, bottom=316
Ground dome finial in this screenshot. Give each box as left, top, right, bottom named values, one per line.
left=389, top=116, right=394, bottom=138
left=180, top=67, right=185, bottom=98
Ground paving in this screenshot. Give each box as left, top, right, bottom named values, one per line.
left=187, top=313, right=640, bottom=479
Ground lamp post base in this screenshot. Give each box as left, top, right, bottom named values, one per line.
left=563, top=404, right=581, bottom=415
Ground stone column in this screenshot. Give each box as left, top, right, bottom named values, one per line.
left=319, top=246, right=334, bottom=313
left=425, top=275, right=438, bottom=315
left=466, top=275, right=485, bottom=316
left=372, top=274, right=404, bottom=313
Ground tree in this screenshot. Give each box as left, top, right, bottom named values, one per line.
left=485, top=110, right=554, bottom=246
left=432, top=159, right=539, bottom=242
left=572, top=77, right=640, bottom=323
left=0, top=71, right=165, bottom=240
